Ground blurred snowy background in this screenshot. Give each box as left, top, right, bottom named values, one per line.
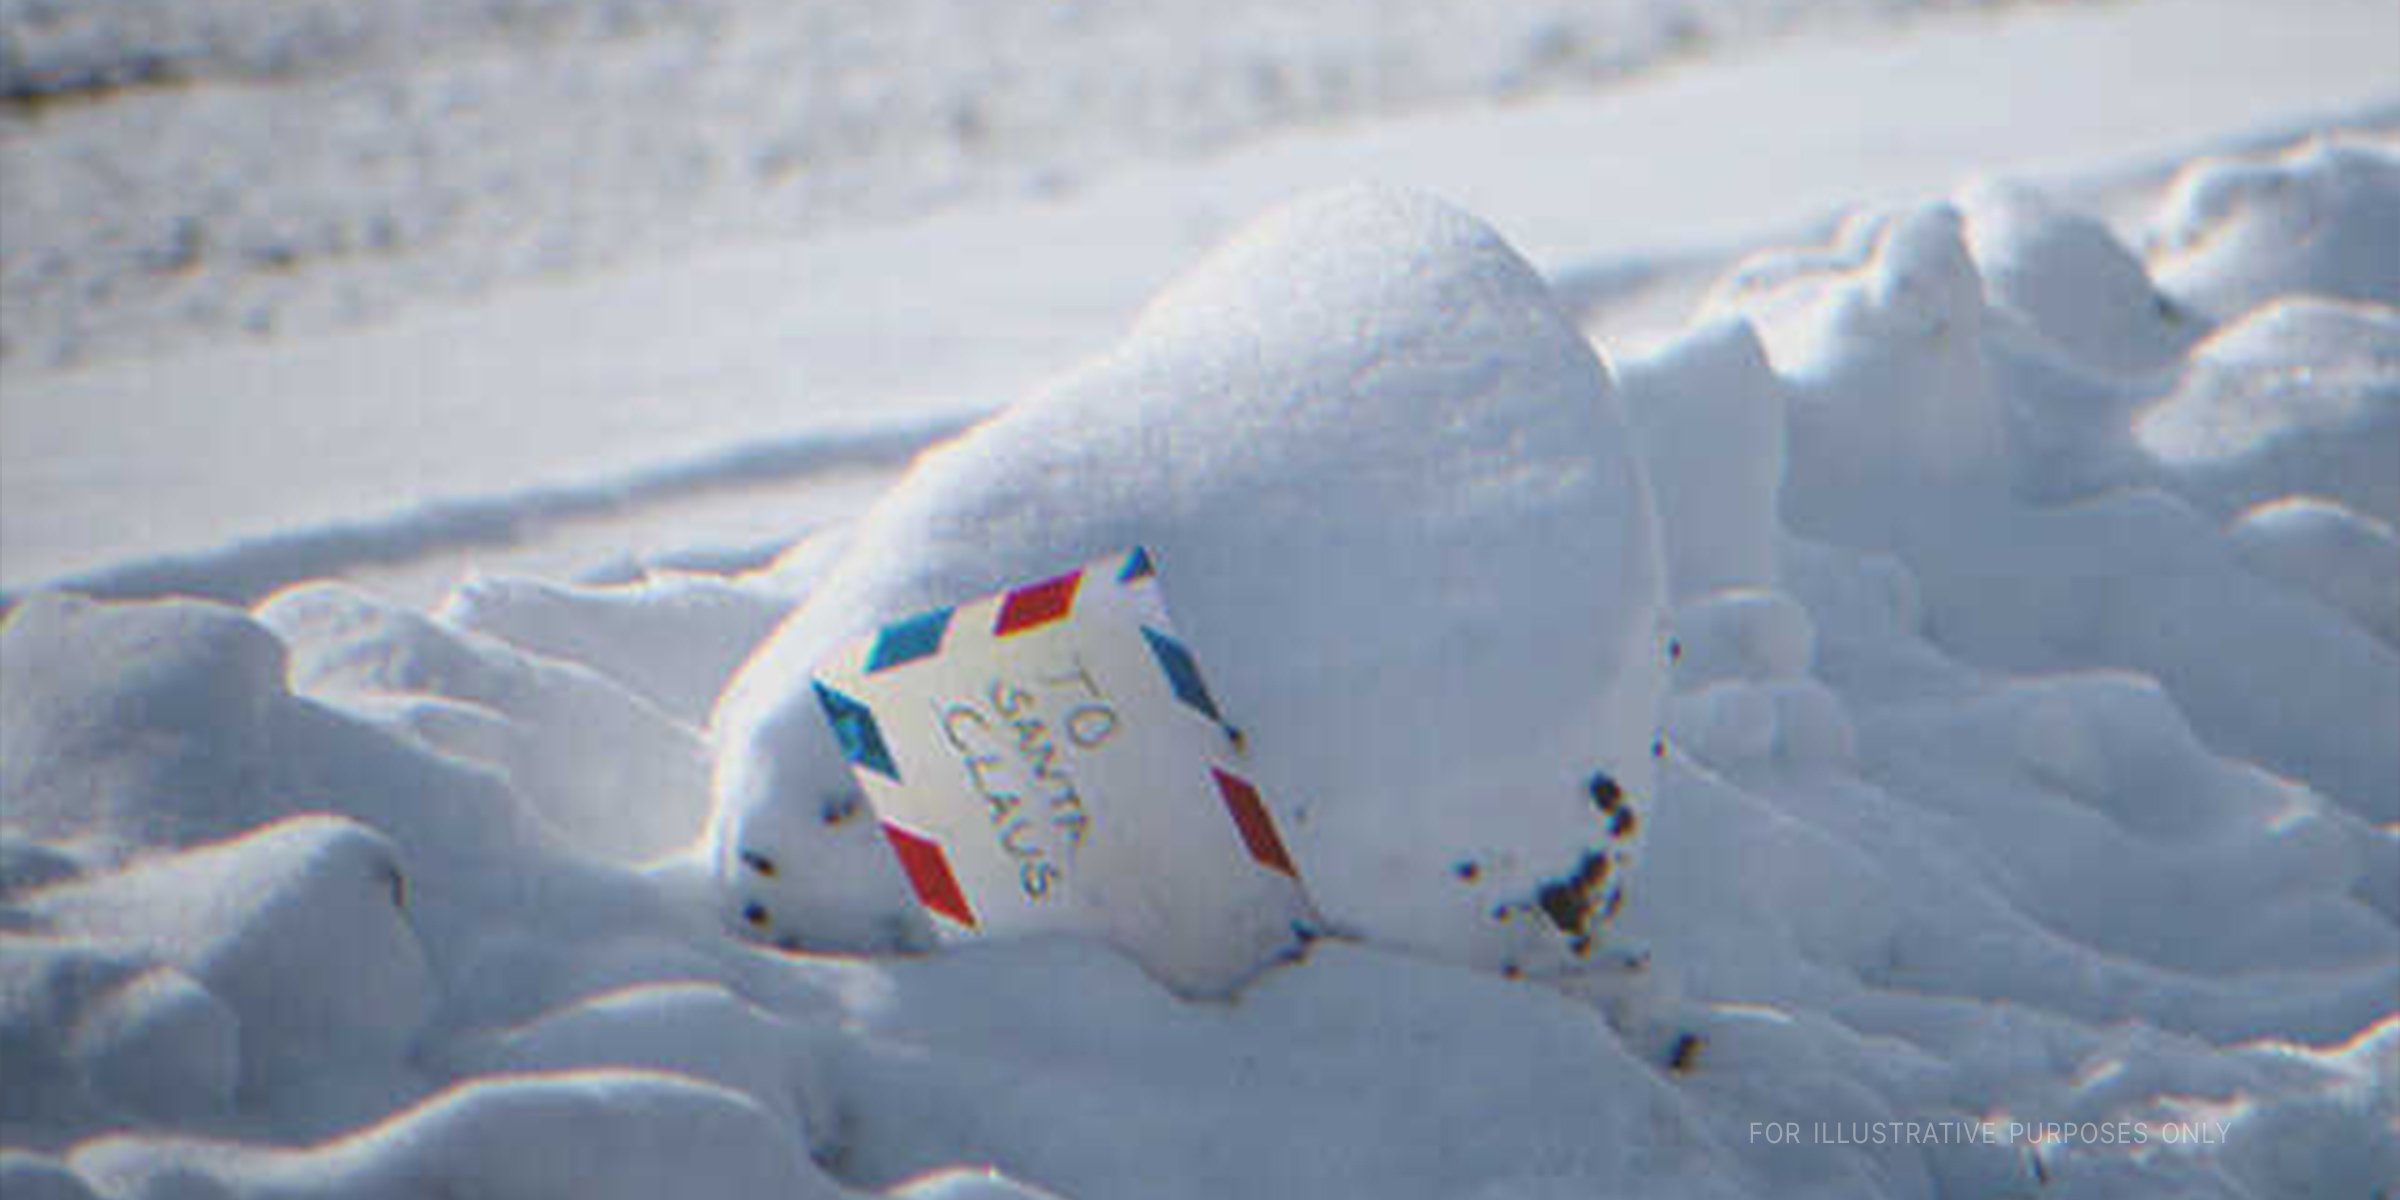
left=6, top=0, right=2063, bottom=367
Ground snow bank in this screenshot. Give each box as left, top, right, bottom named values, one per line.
left=711, top=185, right=1670, bottom=983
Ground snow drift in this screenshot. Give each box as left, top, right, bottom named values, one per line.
left=710, top=185, right=1671, bottom=985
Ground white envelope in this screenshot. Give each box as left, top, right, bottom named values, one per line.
left=812, top=547, right=1319, bottom=996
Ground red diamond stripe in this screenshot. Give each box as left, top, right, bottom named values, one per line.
left=882, top=821, right=976, bottom=928
left=993, top=570, right=1082, bottom=636
left=1211, top=768, right=1297, bottom=879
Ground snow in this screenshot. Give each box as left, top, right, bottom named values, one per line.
left=2229, top=496, right=2400, bottom=650
left=436, top=569, right=800, bottom=725
left=63, top=1069, right=841, bottom=1199
left=24, top=815, right=435, bottom=1122
left=2150, top=136, right=2400, bottom=319
left=259, top=581, right=713, bottom=862
left=711, top=185, right=1671, bottom=985
left=4, top=0, right=2399, bottom=1196
left=1618, top=317, right=1787, bottom=601
left=2138, top=297, right=2400, bottom=527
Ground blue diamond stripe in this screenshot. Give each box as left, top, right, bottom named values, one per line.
left=1141, top=626, right=1222, bottom=722
left=1117, top=546, right=1156, bottom=583
left=815, top=681, right=899, bottom=781
left=866, top=607, right=953, bottom=674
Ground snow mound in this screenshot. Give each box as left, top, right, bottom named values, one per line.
left=712, top=184, right=1669, bottom=982
left=2, top=946, right=238, bottom=1138
left=1712, top=205, right=2009, bottom=506
left=0, top=591, right=531, bottom=871
left=2228, top=495, right=2400, bottom=649
left=6, top=127, right=2399, bottom=1199
left=259, top=581, right=711, bottom=862
left=1960, top=179, right=2202, bottom=374
left=2137, top=296, right=2400, bottom=527
left=439, top=571, right=799, bottom=726
left=1616, top=317, right=1787, bottom=601
left=62, top=1070, right=839, bottom=1200
left=2149, top=135, right=2400, bottom=319
left=1, top=593, right=296, bottom=855
left=1703, top=195, right=2400, bottom=825
left=19, top=816, right=434, bottom=1125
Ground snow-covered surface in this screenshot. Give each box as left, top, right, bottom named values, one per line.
left=5, top=0, right=2399, bottom=1196
left=6, top=0, right=2399, bottom=601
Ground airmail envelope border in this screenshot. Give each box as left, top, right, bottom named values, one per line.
left=812, top=548, right=1308, bottom=944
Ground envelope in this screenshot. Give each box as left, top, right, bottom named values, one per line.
left=812, top=547, right=1319, bottom=996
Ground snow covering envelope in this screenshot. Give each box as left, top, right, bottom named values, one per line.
left=811, top=547, right=1317, bottom=995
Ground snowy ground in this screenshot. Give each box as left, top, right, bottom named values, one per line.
left=1, top=0, right=2080, bottom=370
left=4, top=0, right=2399, bottom=1197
